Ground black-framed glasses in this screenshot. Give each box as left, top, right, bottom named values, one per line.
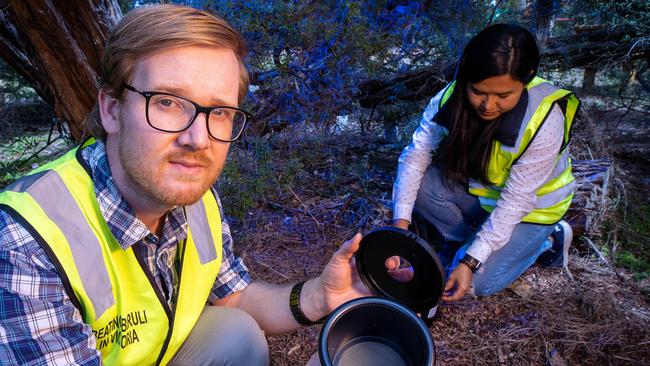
left=122, top=83, right=251, bottom=142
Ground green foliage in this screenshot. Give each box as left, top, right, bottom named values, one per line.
left=0, top=135, right=55, bottom=188
left=216, top=137, right=302, bottom=220
left=608, top=202, right=650, bottom=281
left=616, top=251, right=650, bottom=281
left=0, top=61, right=38, bottom=101
left=569, top=0, right=650, bottom=34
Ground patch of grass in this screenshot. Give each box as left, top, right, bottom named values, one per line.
left=0, top=135, right=56, bottom=188
left=611, top=202, right=650, bottom=281
left=615, top=251, right=650, bottom=281
left=216, top=136, right=302, bottom=221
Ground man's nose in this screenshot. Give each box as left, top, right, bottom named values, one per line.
left=177, top=112, right=210, bottom=150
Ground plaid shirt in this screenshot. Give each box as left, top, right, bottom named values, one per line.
left=0, top=141, right=251, bottom=365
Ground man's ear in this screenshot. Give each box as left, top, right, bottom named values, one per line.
left=98, top=88, right=121, bottom=135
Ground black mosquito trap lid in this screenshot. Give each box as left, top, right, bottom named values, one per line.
left=355, top=226, right=445, bottom=313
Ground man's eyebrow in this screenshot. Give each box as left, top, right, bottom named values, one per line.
left=150, top=85, right=236, bottom=106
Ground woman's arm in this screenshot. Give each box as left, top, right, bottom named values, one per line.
left=392, top=90, right=448, bottom=225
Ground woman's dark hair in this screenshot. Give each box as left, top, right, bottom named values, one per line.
left=437, top=23, right=540, bottom=186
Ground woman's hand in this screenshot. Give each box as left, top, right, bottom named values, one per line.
left=441, top=263, right=473, bottom=301
left=392, top=218, right=410, bottom=230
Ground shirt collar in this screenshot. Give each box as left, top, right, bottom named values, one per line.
left=495, top=89, right=529, bottom=147
left=80, top=140, right=188, bottom=250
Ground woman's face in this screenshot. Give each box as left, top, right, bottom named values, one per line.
left=466, top=74, right=525, bottom=121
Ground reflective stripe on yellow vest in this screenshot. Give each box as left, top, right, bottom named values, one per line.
left=0, top=141, right=223, bottom=365
left=438, top=77, right=580, bottom=224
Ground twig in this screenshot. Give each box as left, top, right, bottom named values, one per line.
left=288, top=186, right=321, bottom=227
left=256, top=260, right=290, bottom=280
left=581, top=236, right=625, bottom=281
left=267, top=201, right=305, bottom=214
left=486, top=0, right=503, bottom=26
left=333, top=195, right=353, bottom=225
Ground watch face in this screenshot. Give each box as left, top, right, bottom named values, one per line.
left=355, top=226, right=445, bottom=313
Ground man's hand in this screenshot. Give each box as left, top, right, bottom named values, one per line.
left=441, top=263, right=473, bottom=301
left=302, top=233, right=372, bottom=320
left=385, top=219, right=415, bottom=282
left=384, top=256, right=414, bottom=283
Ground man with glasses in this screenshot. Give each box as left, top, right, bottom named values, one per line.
left=0, top=5, right=367, bottom=365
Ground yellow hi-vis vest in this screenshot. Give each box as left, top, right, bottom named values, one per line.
left=0, top=140, right=223, bottom=365
left=438, top=77, right=580, bottom=224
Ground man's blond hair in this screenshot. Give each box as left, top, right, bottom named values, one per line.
left=85, top=4, right=249, bottom=139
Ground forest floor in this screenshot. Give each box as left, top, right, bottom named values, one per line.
left=224, top=107, right=650, bottom=365
left=1, top=102, right=649, bottom=365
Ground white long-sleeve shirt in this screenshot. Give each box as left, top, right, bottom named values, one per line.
left=393, top=88, right=565, bottom=263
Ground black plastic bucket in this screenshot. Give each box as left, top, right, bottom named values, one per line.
left=318, top=227, right=443, bottom=366
left=318, top=297, right=435, bottom=366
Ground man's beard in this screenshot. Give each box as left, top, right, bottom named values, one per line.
left=117, top=135, right=221, bottom=207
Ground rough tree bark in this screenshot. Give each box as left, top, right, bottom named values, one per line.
left=582, top=67, right=597, bottom=92
left=0, top=0, right=122, bottom=141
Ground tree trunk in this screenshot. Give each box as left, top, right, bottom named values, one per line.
left=534, top=0, right=556, bottom=50
left=0, top=0, right=122, bottom=141
left=582, top=67, right=597, bottom=92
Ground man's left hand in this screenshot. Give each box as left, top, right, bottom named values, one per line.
left=302, top=233, right=372, bottom=320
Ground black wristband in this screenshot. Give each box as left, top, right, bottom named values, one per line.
left=289, top=281, right=325, bottom=326
left=459, top=253, right=482, bottom=273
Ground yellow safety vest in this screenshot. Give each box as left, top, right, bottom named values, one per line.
left=0, top=140, right=223, bottom=365
left=437, top=77, right=580, bottom=224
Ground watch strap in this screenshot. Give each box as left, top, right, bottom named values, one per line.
left=289, top=281, right=325, bottom=326
left=459, top=253, right=482, bottom=273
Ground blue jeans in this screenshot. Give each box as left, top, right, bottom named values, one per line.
left=413, top=165, right=554, bottom=296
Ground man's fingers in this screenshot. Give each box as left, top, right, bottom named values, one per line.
left=388, top=267, right=414, bottom=282
left=335, top=233, right=362, bottom=261
left=384, top=256, right=400, bottom=270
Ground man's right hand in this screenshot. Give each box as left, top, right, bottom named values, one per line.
left=385, top=219, right=414, bottom=282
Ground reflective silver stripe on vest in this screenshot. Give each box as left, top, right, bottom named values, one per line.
left=185, top=200, right=218, bottom=265
left=476, top=179, right=573, bottom=209
left=546, top=149, right=570, bottom=182
left=4, top=170, right=50, bottom=193
left=501, top=82, right=559, bottom=153
left=12, top=170, right=114, bottom=320
left=535, top=180, right=574, bottom=208
left=471, top=147, right=573, bottom=210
